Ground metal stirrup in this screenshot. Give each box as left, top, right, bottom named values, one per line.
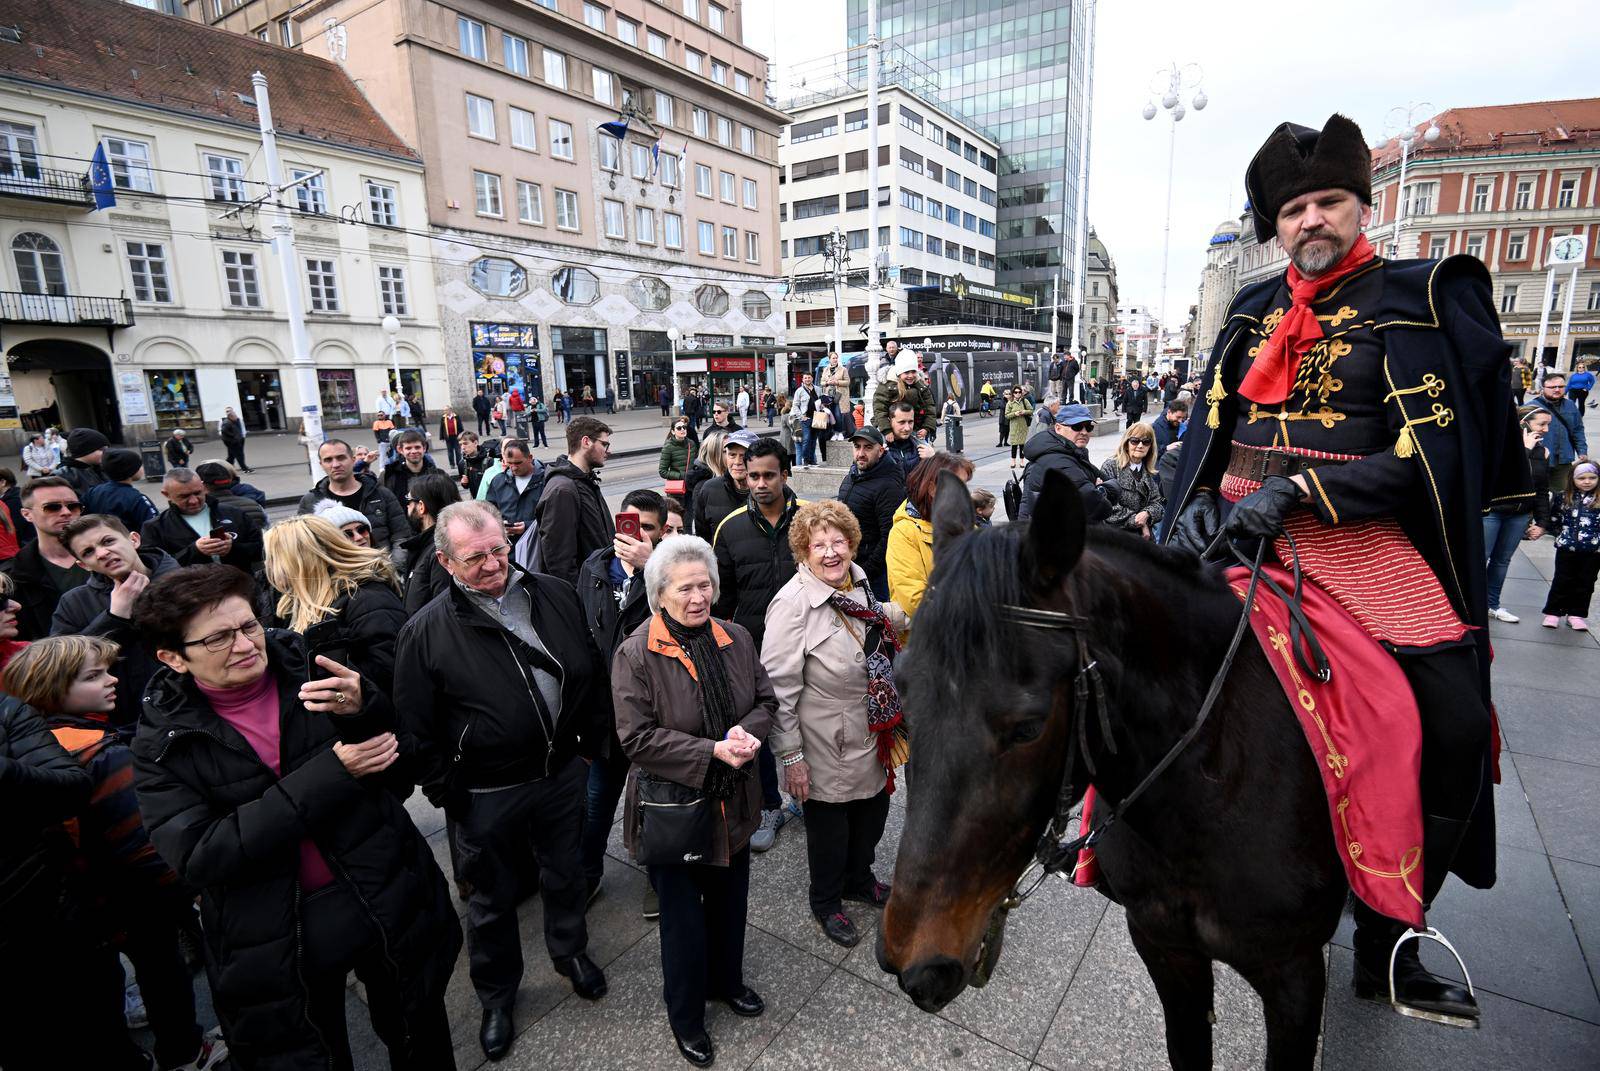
left=1388, top=926, right=1478, bottom=1026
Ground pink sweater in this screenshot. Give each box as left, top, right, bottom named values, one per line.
left=199, top=671, right=336, bottom=891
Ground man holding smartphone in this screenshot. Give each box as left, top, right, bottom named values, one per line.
left=141, top=467, right=261, bottom=573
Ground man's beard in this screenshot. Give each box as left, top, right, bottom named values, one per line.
left=1289, top=230, right=1351, bottom=276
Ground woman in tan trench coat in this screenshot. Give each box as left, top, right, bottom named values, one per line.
left=761, top=500, right=910, bottom=949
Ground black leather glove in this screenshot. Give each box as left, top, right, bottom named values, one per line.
left=1225, top=476, right=1303, bottom=540
left=1166, top=489, right=1221, bottom=558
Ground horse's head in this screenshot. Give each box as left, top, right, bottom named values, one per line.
left=878, top=469, right=1092, bottom=1011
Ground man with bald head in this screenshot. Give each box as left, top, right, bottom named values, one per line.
left=139, top=466, right=261, bottom=571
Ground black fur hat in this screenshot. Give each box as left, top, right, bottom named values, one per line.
left=1245, top=114, right=1372, bottom=243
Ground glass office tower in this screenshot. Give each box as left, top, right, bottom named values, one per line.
left=847, top=0, right=1088, bottom=334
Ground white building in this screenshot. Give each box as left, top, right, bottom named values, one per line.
left=1193, top=218, right=1241, bottom=360
left=0, top=0, right=441, bottom=450
left=1115, top=303, right=1161, bottom=372
left=778, top=78, right=1043, bottom=355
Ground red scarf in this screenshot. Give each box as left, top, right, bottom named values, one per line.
left=1239, top=234, right=1376, bottom=406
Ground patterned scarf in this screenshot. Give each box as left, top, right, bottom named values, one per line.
left=1239, top=234, right=1375, bottom=406
left=827, top=582, right=908, bottom=792
left=660, top=612, right=746, bottom=800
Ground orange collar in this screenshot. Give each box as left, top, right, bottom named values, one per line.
left=646, top=613, right=733, bottom=682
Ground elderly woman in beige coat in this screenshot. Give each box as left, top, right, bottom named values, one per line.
left=761, top=500, right=910, bottom=949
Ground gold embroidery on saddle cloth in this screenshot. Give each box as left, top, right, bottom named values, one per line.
left=1339, top=798, right=1424, bottom=906
left=1267, top=626, right=1348, bottom=779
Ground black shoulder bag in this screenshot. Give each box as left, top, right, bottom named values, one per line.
left=634, top=771, right=714, bottom=866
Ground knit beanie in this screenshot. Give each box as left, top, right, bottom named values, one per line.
left=66, top=427, right=110, bottom=459
left=313, top=499, right=370, bottom=530
left=101, top=448, right=143, bottom=482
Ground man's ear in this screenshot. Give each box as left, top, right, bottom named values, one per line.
left=129, top=531, right=140, bottom=550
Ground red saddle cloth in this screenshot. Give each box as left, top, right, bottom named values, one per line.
left=1075, top=565, right=1426, bottom=930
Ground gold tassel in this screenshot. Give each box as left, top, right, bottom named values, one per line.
left=1204, top=360, right=1227, bottom=429
left=1394, top=427, right=1414, bottom=459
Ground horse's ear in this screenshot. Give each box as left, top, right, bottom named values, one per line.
left=1024, top=468, right=1086, bottom=587
left=932, top=470, right=975, bottom=557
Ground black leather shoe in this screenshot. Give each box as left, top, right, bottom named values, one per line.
left=555, top=953, right=608, bottom=1000
left=718, top=987, right=764, bottom=1018
left=673, top=1029, right=715, bottom=1067
left=843, top=881, right=892, bottom=907
left=1353, top=928, right=1479, bottom=1027
left=479, top=1007, right=514, bottom=1061
left=819, top=911, right=860, bottom=948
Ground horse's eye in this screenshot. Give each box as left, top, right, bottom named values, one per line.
left=1004, top=721, right=1045, bottom=748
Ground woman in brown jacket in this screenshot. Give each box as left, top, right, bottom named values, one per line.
left=612, top=534, right=777, bottom=1068
left=761, top=501, right=909, bottom=949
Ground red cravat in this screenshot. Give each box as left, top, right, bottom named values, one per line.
left=1240, top=234, right=1376, bottom=406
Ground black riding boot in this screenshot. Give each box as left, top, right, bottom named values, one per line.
left=1351, top=815, right=1479, bottom=1027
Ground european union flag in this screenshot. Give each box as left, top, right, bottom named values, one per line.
left=89, top=143, right=116, bottom=210
left=1102, top=340, right=1116, bottom=352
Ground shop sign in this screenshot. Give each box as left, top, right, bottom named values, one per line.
left=471, top=322, right=540, bottom=349
left=0, top=371, right=18, bottom=429
left=117, top=370, right=151, bottom=422
left=708, top=356, right=765, bottom=372
left=614, top=351, right=632, bottom=400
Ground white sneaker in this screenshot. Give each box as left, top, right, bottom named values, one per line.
left=1489, top=607, right=1520, bottom=623
left=174, top=1028, right=229, bottom=1071
left=750, top=808, right=780, bottom=852
left=124, top=982, right=148, bottom=1029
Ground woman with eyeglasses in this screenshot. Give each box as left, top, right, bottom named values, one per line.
left=263, top=514, right=406, bottom=701
left=130, top=564, right=462, bottom=1070
left=1099, top=422, right=1166, bottom=539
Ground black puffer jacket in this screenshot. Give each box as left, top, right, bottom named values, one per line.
left=0, top=696, right=91, bottom=947
left=400, top=527, right=451, bottom=614
left=532, top=457, right=614, bottom=585
left=58, top=458, right=107, bottom=495
left=838, top=457, right=906, bottom=597
left=576, top=546, right=652, bottom=762
left=692, top=473, right=748, bottom=539
left=1020, top=430, right=1111, bottom=523
left=132, top=632, right=461, bottom=1069
left=712, top=491, right=801, bottom=648
left=301, top=580, right=407, bottom=700
left=378, top=454, right=443, bottom=504
left=140, top=502, right=262, bottom=572
left=296, top=474, right=411, bottom=553
left=683, top=461, right=716, bottom=534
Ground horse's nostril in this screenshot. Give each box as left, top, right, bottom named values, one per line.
left=897, top=956, right=967, bottom=1012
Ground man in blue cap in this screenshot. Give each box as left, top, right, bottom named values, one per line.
left=1019, top=402, right=1110, bottom=523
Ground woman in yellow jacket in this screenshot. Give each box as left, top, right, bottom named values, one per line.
left=885, top=452, right=975, bottom=623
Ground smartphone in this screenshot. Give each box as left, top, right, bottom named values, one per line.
left=615, top=512, right=642, bottom=540
left=208, top=527, right=228, bottom=540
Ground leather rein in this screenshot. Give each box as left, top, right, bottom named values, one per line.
left=995, top=530, right=1331, bottom=911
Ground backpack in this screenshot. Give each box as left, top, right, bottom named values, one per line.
left=1003, top=476, right=1023, bottom=522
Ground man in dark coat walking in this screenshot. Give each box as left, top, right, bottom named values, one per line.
left=472, top=387, right=494, bottom=435
left=527, top=417, right=614, bottom=584
left=1162, top=113, right=1530, bottom=1027
left=217, top=406, right=250, bottom=472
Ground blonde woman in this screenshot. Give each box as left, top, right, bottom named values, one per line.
left=1099, top=422, right=1165, bottom=538
left=263, top=514, right=406, bottom=697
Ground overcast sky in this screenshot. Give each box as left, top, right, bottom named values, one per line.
left=744, top=0, right=1595, bottom=332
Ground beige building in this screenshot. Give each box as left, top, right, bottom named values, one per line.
left=279, top=0, right=787, bottom=408
left=1192, top=217, right=1240, bottom=362
left=1081, top=228, right=1118, bottom=378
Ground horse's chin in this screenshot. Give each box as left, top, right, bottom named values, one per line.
left=969, top=902, right=1012, bottom=989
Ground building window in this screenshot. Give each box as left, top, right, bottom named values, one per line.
left=927, top=236, right=942, bottom=256
left=745, top=231, right=759, bottom=263
left=743, top=178, right=758, bottom=209
left=125, top=241, right=171, bottom=303
left=711, top=61, right=728, bottom=86
left=11, top=232, right=64, bottom=296
left=366, top=180, right=398, bottom=226
left=603, top=198, right=626, bottom=239
left=709, top=3, right=725, bottom=32
left=1403, top=181, right=1436, bottom=216
left=1428, top=236, right=1448, bottom=259
left=474, top=170, right=503, bottom=216
left=517, top=180, right=543, bottom=224
left=698, top=221, right=715, bottom=255
left=1515, top=179, right=1534, bottom=210
left=458, top=16, right=487, bottom=60
left=598, top=134, right=621, bottom=172
left=102, top=137, right=155, bottom=192
left=1500, top=284, right=1518, bottom=314
left=963, top=177, right=977, bottom=197
left=655, top=91, right=674, bottom=127
left=694, top=284, right=729, bottom=315
left=630, top=276, right=672, bottom=311
left=695, top=164, right=712, bottom=197
left=719, top=171, right=736, bottom=203
left=555, top=188, right=580, bottom=230
left=947, top=132, right=962, bottom=154
left=735, top=71, right=751, bottom=95
left=583, top=2, right=606, bottom=30
left=647, top=30, right=668, bottom=58
left=692, top=107, right=710, bottom=138
left=550, top=120, right=575, bottom=161
left=1472, top=181, right=1491, bottom=212
left=964, top=143, right=978, bottom=164
left=509, top=107, right=538, bottom=151
left=592, top=67, right=614, bottom=105
left=377, top=265, right=409, bottom=315
left=661, top=154, right=681, bottom=188
left=963, top=212, right=977, bottom=231
left=1589, top=281, right=1600, bottom=312
left=623, top=143, right=648, bottom=180
left=221, top=250, right=261, bottom=308
left=635, top=206, right=656, bottom=244
left=470, top=257, right=527, bottom=297
left=290, top=169, right=326, bottom=214
left=305, top=258, right=340, bottom=312
left=927, top=197, right=942, bottom=220
left=844, top=109, right=868, bottom=132
left=685, top=49, right=704, bottom=75
left=740, top=126, right=755, bottom=154
left=503, top=34, right=529, bottom=76
left=543, top=49, right=567, bottom=89
left=279, top=19, right=297, bottom=46
left=979, top=220, right=995, bottom=238
left=978, top=252, right=994, bottom=270
left=964, top=247, right=976, bottom=265
left=1550, top=283, right=1563, bottom=312
left=742, top=291, right=770, bottom=319
left=900, top=189, right=923, bottom=212
left=1465, top=234, right=1485, bottom=260
left=717, top=116, right=733, bottom=146
left=1557, top=176, right=1579, bottom=208
left=899, top=227, right=923, bottom=250
left=793, top=116, right=837, bottom=144
left=684, top=0, right=700, bottom=20
left=466, top=94, right=496, bottom=140
left=979, top=186, right=996, bottom=206
left=204, top=152, right=246, bottom=202
left=664, top=213, right=684, bottom=249
left=899, top=105, right=923, bottom=133
left=617, top=17, right=638, bottom=45
left=1505, top=232, right=1526, bottom=260
left=946, top=169, right=961, bottom=192
left=722, top=225, right=738, bottom=259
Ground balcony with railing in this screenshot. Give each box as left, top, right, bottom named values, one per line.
left=0, top=166, right=93, bottom=207
left=0, top=292, right=134, bottom=327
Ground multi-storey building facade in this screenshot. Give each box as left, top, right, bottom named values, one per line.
left=296, top=0, right=787, bottom=407
left=1193, top=217, right=1240, bottom=361
left=847, top=0, right=1090, bottom=322
left=778, top=81, right=1025, bottom=354
left=1081, top=227, right=1117, bottom=376
left=1370, top=98, right=1600, bottom=370
left=0, top=0, right=439, bottom=450
left=183, top=0, right=314, bottom=45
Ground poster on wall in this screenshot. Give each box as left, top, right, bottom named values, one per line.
left=613, top=351, right=632, bottom=401
left=474, top=350, right=544, bottom=402
left=117, top=370, right=151, bottom=422
left=0, top=371, right=18, bottom=430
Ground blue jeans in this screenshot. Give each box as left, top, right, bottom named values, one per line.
left=799, top=425, right=819, bottom=466
left=1482, top=511, right=1531, bottom=610
left=581, top=749, right=630, bottom=885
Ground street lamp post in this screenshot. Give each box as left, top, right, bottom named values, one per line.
left=381, top=315, right=401, bottom=414
left=1384, top=103, right=1440, bottom=256
left=666, top=326, right=681, bottom=415
left=1143, top=62, right=1207, bottom=345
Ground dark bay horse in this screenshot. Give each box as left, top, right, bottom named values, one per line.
left=877, top=470, right=1347, bottom=1070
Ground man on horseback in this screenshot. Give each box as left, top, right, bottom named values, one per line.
left=1164, top=113, right=1531, bottom=1027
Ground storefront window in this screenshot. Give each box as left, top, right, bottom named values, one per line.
left=144, top=369, right=203, bottom=432
left=552, top=326, right=607, bottom=399
left=317, top=369, right=361, bottom=426
left=471, top=323, right=543, bottom=402
left=629, top=330, right=673, bottom=402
